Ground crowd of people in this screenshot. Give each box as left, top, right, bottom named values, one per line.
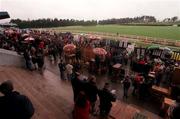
left=0, top=27, right=180, bottom=119
left=1, top=28, right=73, bottom=73
left=71, top=74, right=116, bottom=119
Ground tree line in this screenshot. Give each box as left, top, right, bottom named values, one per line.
left=10, top=18, right=97, bottom=28
left=99, top=16, right=157, bottom=24
left=10, top=16, right=179, bottom=28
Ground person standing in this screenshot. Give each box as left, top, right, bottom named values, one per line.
left=66, top=63, right=73, bottom=81
left=122, top=76, right=131, bottom=99
left=58, top=60, right=66, bottom=80
left=71, top=72, right=81, bottom=102
left=30, top=47, right=38, bottom=70
left=0, top=80, right=34, bottom=119
left=98, top=83, right=116, bottom=117
left=76, top=47, right=81, bottom=63
left=73, top=91, right=90, bottom=119
left=85, top=76, right=98, bottom=114
left=95, top=55, right=100, bottom=71
left=23, top=49, right=32, bottom=70
left=155, top=69, right=163, bottom=86
left=36, top=48, right=45, bottom=74
left=132, top=73, right=143, bottom=96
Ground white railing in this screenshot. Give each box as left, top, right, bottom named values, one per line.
left=52, top=29, right=180, bottom=48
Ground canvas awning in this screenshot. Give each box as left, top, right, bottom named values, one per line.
left=0, top=12, right=10, bottom=20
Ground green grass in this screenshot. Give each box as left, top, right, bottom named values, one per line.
left=54, top=25, right=180, bottom=40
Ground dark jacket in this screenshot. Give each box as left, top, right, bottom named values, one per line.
left=0, top=91, right=34, bottom=119
left=98, top=88, right=116, bottom=108
left=123, top=80, right=131, bottom=89
left=58, top=62, right=66, bottom=72
left=23, top=50, right=30, bottom=61
left=85, top=81, right=98, bottom=103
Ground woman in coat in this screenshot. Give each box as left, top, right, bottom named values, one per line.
left=73, top=91, right=90, bottom=119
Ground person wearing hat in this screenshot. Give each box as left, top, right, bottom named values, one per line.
left=0, top=80, right=34, bottom=119
left=98, top=83, right=116, bottom=117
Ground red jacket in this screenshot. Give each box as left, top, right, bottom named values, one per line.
left=139, top=60, right=145, bottom=65
left=39, top=41, right=44, bottom=49
left=73, top=101, right=90, bottom=119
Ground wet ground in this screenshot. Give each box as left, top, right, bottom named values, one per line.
left=0, top=57, right=163, bottom=119
left=45, top=57, right=162, bottom=117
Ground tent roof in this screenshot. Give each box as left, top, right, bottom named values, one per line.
left=0, top=12, right=10, bottom=20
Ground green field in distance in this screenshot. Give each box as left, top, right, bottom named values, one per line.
left=54, top=25, right=180, bottom=41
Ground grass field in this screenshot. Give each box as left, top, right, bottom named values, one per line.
left=54, top=25, right=180, bottom=41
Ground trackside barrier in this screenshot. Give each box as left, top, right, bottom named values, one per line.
left=51, top=29, right=180, bottom=47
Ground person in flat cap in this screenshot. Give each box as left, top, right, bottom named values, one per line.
left=0, top=80, right=34, bottom=119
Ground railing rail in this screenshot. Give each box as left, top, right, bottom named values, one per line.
left=50, top=29, right=180, bottom=48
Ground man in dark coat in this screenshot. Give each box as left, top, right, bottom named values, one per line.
left=23, top=49, right=32, bottom=70
left=98, top=83, right=116, bottom=117
left=95, top=55, right=100, bottom=70
left=75, top=47, right=81, bottom=63
left=71, top=72, right=81, bottom=102
left=36, top=48, right=44, bottom=73
left=0, top=80, right=34, bottom=119
left=122, top=76, right=131, bottom=99
left=85, top=76, right=98, bottom=114
left=58, top=60, right=66, bottom=80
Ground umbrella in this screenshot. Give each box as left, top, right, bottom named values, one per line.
left=93, top=48, right=107, bottom=56
left=163, top=47, right=173, bottom=56
left=73, top=35, right=81, bottom=42
left=163, top=47, right=171, bottom=51
left=21, top=33, right=29, bottom=38
left=63, top=44, right=76, bottom=54
left=147, top=45, right=159, bottom=50
left=80, top=33, right=85, bottom=36
left=4, top=29, right=14, bottom=34
left=24, top=37, right=35, bottom=41
left=89, top=35, right=96, bottom=40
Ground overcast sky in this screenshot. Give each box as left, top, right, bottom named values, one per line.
left=0, top=0, right=180, bottom=22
